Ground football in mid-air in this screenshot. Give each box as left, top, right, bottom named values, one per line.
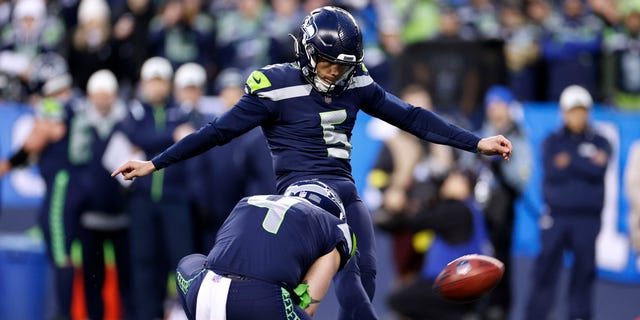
left=433, top=254, right=504, bottom=302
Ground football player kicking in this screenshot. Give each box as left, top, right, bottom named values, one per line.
left=175, top=180, right=354, bottom=320
left=113, top=6, right=512, bottom=320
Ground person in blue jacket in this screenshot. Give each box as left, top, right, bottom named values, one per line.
left=79, top=70, right=133, bottom=320
left=526, top=85, right=611, bottom=320
left=112, top=6, right=512, bottom=319
left=117, top=56, right=197, bottom=319
left=176, top=180, right=355, bottom=320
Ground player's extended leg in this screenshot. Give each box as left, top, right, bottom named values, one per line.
left=322, top=178, right=378, bottom=320
left=524, top=214, right=568, bottom=320
left=567, top=215, right=600, bottom=320
left=333, top=252, right=378, bottom=320
left=343, top=199, right=377, bottom=300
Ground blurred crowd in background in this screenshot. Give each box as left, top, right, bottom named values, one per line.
left=1, top=0, right=640, bottom=319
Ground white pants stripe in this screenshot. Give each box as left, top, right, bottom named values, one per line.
left=196, top=271, right=231, bottom=320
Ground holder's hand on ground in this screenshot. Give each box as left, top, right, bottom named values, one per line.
left=477, top=135, right=512, bottom=161
left=111, top=160, right=156, bottom=180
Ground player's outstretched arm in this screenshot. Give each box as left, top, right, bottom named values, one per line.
left=111, top=160, right=156, bottom=180
left=477, top=135, right=512, bottom=161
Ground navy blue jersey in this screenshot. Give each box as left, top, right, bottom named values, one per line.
left=152, top=62, right=481, bottom=190
left=207, top=195, right=354, bottom=291
left=84, top=102, right=128, bottom=214
left=37, top=98, right=92, bottom=183
left=542, top=126, right=611, bottom=215
left=119, top=100, right=192, bottom=201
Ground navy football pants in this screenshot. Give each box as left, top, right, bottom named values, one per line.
left=39, top=170, right=85, bottom=319
left=176, top=254, right=311, bottom=320
left=526, top=214, right=601, bottom=320
left=128, top=194, right=194, bottom=319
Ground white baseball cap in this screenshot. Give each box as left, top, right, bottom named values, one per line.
left=174, top=63, right=206, bottom=89
left=13, top=0, right=46, bottom=20
left=87, top=69, right=118, bottom=94
left=559, top=85, right=593, bottom=111
left=140, top=57, right=173, bottom=81
left=78, top=0, right=110, bottom=24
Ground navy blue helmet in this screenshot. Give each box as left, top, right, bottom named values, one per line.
left=293, top=6, right=363, bottom=96
left=284, top=179, right=346, bottom=220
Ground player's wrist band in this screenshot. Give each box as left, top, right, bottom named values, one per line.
left=8, top=147, right=29, bottom=167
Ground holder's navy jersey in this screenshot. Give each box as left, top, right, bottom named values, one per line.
left=152, top=63, right=481, bottom=190
left=206, top=195, right=354, bottom=291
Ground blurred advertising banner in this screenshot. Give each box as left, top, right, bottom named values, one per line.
left=0, top=103, right=45, bottom=210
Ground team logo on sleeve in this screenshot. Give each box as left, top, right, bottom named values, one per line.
left=245, top=70, right=272, bottom=93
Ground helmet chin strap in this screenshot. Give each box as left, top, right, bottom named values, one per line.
left=313, top=75, right=334, bottom=93
left=311, top=65, right=355, bottom=94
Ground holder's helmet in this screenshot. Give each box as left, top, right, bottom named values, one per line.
left=294, top=6, right=363, bottom=96
left=284, top=179, right=346, bottom=220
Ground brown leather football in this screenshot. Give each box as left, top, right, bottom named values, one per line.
left=433, top=254, right=504, bottom=302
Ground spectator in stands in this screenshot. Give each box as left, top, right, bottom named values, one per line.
left=476, top=85, right=532, bottom=320
left=540, top=0, right=604, bottom=101
left=79, top=69, right=133, bottom=320
left=457, top=0, right=502, bottom=40
left=387, top=169, right=492, bottom=320
left=264, top=0, right=305, bottom=64
left=213, top=0, right=271, bottom=76
left=334, top=0, right=404, bottom=92
left=0, top=0, right=10, bottom=27
left=589, top=0, right=622, bottom=26
left=390, top=0, right=440, bottom=45
left=500, top=2, right=544, bottom=102
left=526, top=0, right=553, bottom=27
left=0, top=0, right=66, bottom=101
left=67, top=0, right=116, bottom=92
left=111, top=0, right=157, bottom=98
left=603, top=3, right=640, bottom=110
left=423, top=6, right=481, bottom=128
left=526, top=85, right=611, bottom=320
left=148, top=0, right=216, bottom=88
left=117, top=56, right=196, bottom=319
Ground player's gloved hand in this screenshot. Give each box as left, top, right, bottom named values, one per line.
left=293, top=283, right=311, bottom=309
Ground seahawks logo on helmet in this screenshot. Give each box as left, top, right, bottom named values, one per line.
left=302, top=16, right=317, bottom=40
